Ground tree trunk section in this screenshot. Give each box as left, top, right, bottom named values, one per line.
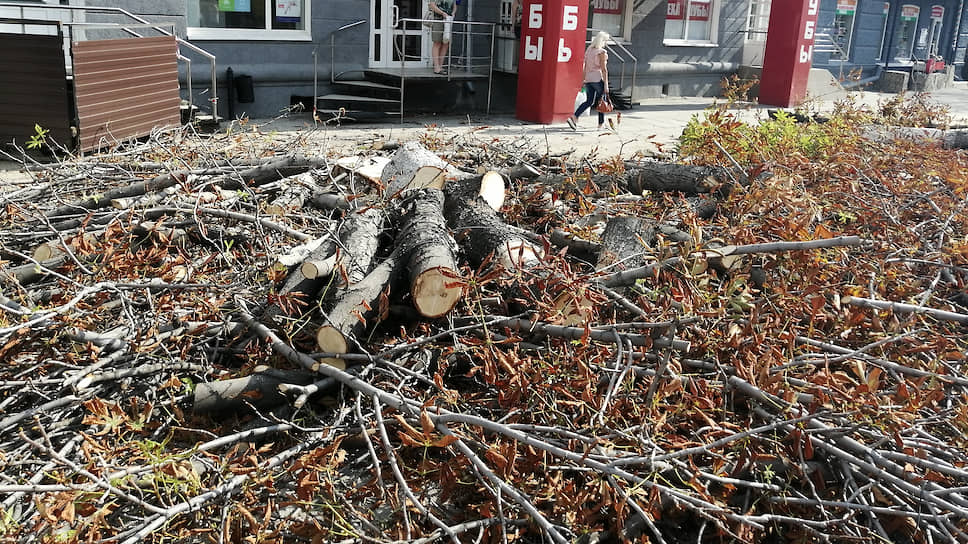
left=395, top=188, right=461, bottom=318
left=334, top=206, right=384, bottom=286
left=265, top=171, right=316, bottom=215
left=381, top=142, right=454, bottom=197
left=316, top=250, right=402, bottom=358
left=444, top=190, right=542, bottom=270
left=597, top=216, right=656, bottom=270
left=618, top=162, right=736, bottom=195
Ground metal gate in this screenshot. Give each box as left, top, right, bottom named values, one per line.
left=72, top=35, right=181, bottom=153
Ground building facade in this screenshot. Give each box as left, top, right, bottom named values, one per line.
left=3, top=0, right=967, bottom=119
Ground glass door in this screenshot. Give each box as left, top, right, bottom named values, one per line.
left=370, top=0, right=429, bottom=68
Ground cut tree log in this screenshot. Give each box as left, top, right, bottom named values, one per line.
left=316, top=249, right=402, bottom=362
left=264, top=171, right=318, bottom=215
left=394, top=188, right=462, bottom=318
left=331, top=206, right=384, bottom=286
left=308, top=192, right=354, bottom=211
left=44, top=155, right=326, bottom=218
left=193, top=367, right=317, bottom=414
left=276, top=236, right=329, bottom=269
left=596, top=216, right=656, bottom=271
left=443, top=170, right=542, bottom=270
left=263, top=239, right=338, bottom=325
left=860, top=125, right=968, bottom=149
left=617, top=161, right=738, bottom=195
left=525, top=162, right=737, bottom=197
left=381, top=142, right=458, bottom=196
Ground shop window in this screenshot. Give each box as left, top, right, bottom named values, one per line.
left=832, top=0, right=856, bottom=60
left=188, top=0, right=310, bottom=40
left=589, top=0, right=630, bottom=41
left=664, top=0, right=717, bottom=46
left=744, top=0, right=770, bottom=42
left=895, top=4, right=919, bottom=60
left=877, top=2, right=890, bottom=60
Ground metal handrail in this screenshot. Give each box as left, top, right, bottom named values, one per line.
left=0, top=2, right=218, bottom=117
left=814, top=31, right=847, bottom=80
left=586, top=27, right=638, bottom=105
left=314, top=19, right=366, bottom=122
left=397, top=18, right=496, bottom=121
left=605, top=40, right=638, bottom=104
left=330, top=19, right=367, bottom=85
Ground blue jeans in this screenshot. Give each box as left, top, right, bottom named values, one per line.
left=574, top=80, right=605, bottom=125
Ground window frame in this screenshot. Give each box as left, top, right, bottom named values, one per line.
left=832, top=0, right=857, bottom=60
left=663, top=0, right=720, bottom=47
left=876, top=2, right=890, bottom=60
left=895, top=4, right=920, bottom=61
left=927, top=5, right=944, bottom=56
left=588, top=0, right=633, bottom=43
left=186, top=0, right=312, bottom=41
left=744, top=0, right=771, bottom=42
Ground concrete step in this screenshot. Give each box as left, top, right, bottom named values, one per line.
left=316, top=93, right=401, bottom=112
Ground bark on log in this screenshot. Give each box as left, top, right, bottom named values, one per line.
left=444, top=173, right=541, bottom=270
left=381, top=142, right=457, bottom=196
left=618, top=161, right=737, bottom=195
left=596, top=216, right=656, bottom=271
left=45, top=155, right=326, bottom=218
left=860, top=125, right=968, bottom=149
left=444, top=192, right=542, bottom=269
left=265, top=171, right=317, bottom=215
left=394, top=188, right=462, bottom=318
left=264, top=243, right=338, bottom=325
left=316, top=249, right=402, bottom=359
left=332, top=207, right=384, bottom=286
left=276, top=236, right=329, bottom=269
left=193, top=368, right=317, bottom=414
left=529, top=163, right=736, bottom=196
left=0, top=256, right=70, bottom=288
left=549, top=228, right=602, bottom=261
left=269, top=207, right=383, bottom=325
left=309, top=192, right=354, bottom=211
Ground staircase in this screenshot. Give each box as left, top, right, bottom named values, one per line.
left=609, top=89, right=633, bottom=110
left=315, top=72, right=402, bottom=121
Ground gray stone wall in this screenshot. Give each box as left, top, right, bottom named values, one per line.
left=626, top=0, right=745, bottom=99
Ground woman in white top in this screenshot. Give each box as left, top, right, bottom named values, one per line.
left=567, top=31, right=610, bottom=131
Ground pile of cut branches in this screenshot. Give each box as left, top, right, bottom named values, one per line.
left=1, top=107, right=968, bottom=544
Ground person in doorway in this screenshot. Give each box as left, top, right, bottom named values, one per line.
left=430, top=0, right=455, bottom=74
left=567, top=31, right=613, bottom=132
left=510, top=0, right=522, bottom=39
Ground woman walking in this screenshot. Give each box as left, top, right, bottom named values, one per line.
left=567, top=31, right=611, bottom=131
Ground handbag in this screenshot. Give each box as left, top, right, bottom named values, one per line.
left=596, top=94, right=614, bottom=113
left=423, top=9, right=434, bottom=28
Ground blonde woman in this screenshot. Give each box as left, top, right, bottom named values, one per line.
left=567, top=31, right=610, bottom=131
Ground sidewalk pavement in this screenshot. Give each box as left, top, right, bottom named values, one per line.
left=250, top=80, right=968, bottom=160
left=3, top=82, right=968, bottom=185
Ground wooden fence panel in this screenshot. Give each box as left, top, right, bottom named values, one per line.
left=72, top=35, right=181, bottom=153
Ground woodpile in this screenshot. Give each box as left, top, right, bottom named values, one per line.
left=1, top=118, right=967, bottom=544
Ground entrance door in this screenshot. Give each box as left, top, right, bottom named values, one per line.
left=370, top=0, right=429, bottom=68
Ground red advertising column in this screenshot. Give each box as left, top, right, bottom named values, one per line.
left=759, top=0, right=820, bottom=107
left=515, top=0, right=588, bottom=124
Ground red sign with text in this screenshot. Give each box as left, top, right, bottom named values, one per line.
left=666, top=0, right=711, bottom=21
left=759, top=0, right=820, bottom=107
left=591, top=0, right=623, bottom=15
left=516, top=0, right=589, bottom=123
